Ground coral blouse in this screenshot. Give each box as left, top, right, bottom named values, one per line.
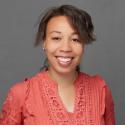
left=0, top=71, right=116, bottom=125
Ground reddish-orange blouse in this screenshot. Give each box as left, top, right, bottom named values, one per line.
left=0, top=71, right=116, bottom=125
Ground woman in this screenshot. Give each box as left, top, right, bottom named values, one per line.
left=0, top=5, right=116, bottom=125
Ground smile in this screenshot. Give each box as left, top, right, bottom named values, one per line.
left=56, top=56, right=73, bottom=67
left=57, top=56, right=73, bottom=62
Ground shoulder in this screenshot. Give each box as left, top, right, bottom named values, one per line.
left=80, top=72, right=108, bottom=88
left=9, top=71, right=45, bottom=97
left=7, top=79, right=30, bottom=105
left=81, top=72, right=114, bottom=101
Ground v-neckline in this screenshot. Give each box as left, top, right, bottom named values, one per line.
left=44, top=70, right=81, bottom=114
left=38, top=70, right=94, bottom=124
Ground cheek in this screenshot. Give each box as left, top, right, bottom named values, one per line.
left=44, top=41, right=58, bottom=53
left=74, top=45, right=84, bottom=57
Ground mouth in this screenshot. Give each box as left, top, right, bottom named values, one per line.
left=55, top=56, right=74, bottom=67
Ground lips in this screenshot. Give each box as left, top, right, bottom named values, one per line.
left=56, top=56, right=73, bottom=67
left=57, top=57, right=72, bottom=62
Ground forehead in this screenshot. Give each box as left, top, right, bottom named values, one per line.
left=46, top=16, right=77, bottom=34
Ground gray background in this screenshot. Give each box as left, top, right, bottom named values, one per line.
left=0, top=0, right=124, bottom=124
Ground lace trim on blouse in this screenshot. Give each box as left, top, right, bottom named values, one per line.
left=38, top=71, right=94, bottom=125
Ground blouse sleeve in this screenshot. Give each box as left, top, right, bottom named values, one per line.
left=104, top=85, right=116, bottom=125
left=0, top=83, right=25, bottom=125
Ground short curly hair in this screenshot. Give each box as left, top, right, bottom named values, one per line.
left=35, top=4, right=96, bottom=46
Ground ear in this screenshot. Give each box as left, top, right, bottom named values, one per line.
left=43, top=41, right=46, bottom=49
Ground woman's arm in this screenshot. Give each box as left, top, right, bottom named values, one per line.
left=104, top=85, right=116, bottom=125
left=0, top=83, right=25, bottom=125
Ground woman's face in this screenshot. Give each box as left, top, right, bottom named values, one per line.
left=43, top=16, right=85, bottom=74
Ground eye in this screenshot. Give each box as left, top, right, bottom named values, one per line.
left=51, top=37, right=61, bottom=41
left=72, top=38, right=80, bottom=43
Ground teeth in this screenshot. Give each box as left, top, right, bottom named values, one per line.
left=57, top=57, right=72, bottom=62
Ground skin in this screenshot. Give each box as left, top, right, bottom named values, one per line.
left=43, top=16, right=85, bottom=112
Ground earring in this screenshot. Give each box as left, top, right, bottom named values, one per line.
left=43, top=47, right=45, bottom=51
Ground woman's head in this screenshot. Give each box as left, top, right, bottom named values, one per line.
left=35, top=5, right=96, bottom=74
left=42, top=15, right=84, bottom=74
left=35, top=4, right=95, bottom=46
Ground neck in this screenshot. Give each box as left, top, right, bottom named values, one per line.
left=47, top=68, right=78, bottom=87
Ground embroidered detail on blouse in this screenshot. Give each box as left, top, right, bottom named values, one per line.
left=22, top=78, right=36, bottom=125
left=0, top=72, right=116, bottom=125
left=38, top=71, right=94, bottom=125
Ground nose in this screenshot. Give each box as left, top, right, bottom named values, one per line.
left=59, top=39, right=72, bottom=52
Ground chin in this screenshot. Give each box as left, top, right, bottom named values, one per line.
left=51, top=66, right=77, bottom=75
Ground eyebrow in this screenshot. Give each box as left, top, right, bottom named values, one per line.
left=49, top=31, right=78, bottom=35
left=49, top=31, right=61, bottom=34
